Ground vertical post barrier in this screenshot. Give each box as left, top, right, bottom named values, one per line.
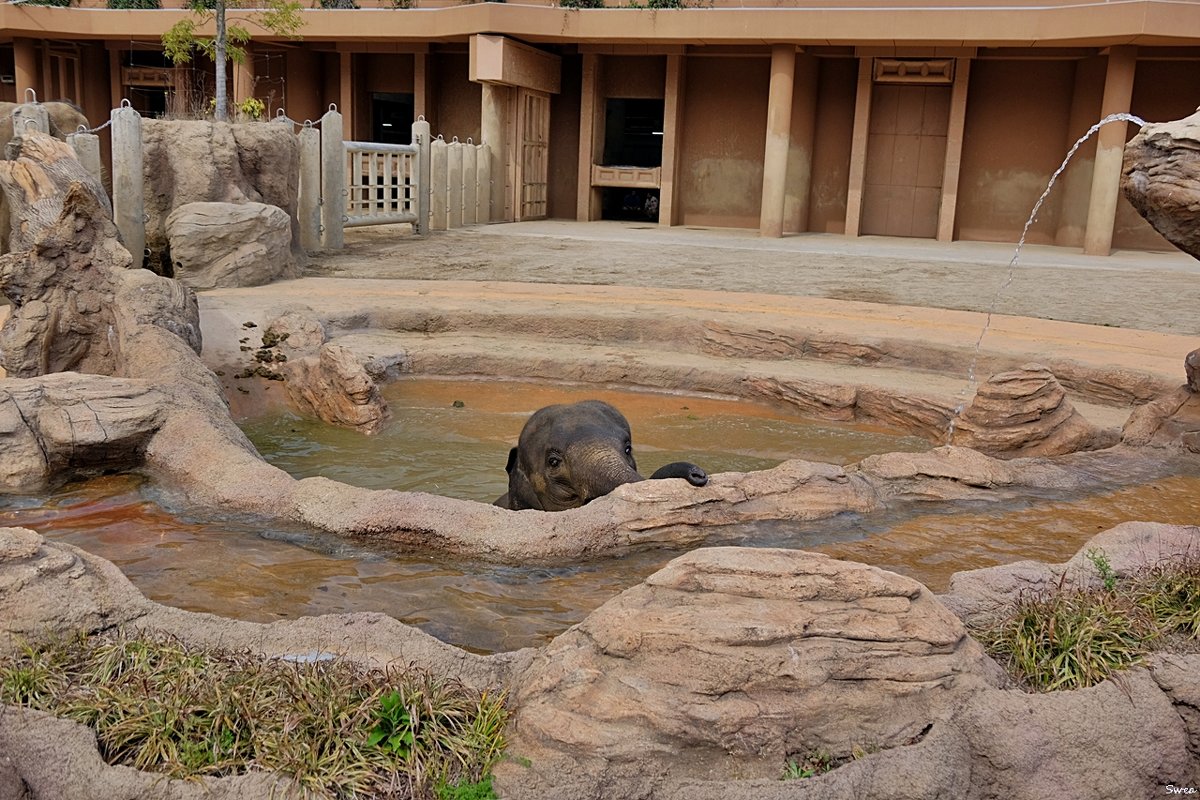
left=447, top=138, right=464, bottom=229
left=67, top=132, right=103, bottom=187
left=477, top=143, right=491, bottom=224
left=12, top=102, right=49, bottom=144
left=462, top=140, right=478, bottom=226
left=298, top=124, right=321, bottom=252
left=430, top=136, right=448, bottom=231
left=110, top=102, right=145, bottom=270
left=319, top=106, right=344, bottom=250
left=412, top=117, right=431, bottom=236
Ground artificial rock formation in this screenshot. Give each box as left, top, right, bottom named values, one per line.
left=284, top=343, right=391, bottom=435
left=949, top=364, right=1117, bottom=457
left=1122, top=108, right=1200, bottom=260
left=504, top=547, right=1004, bottom=794
left=142, top=119, right=303, bottom=273
left=166, top=201, right=296, bottom=290
left=265, top=307, right=328, bottom=357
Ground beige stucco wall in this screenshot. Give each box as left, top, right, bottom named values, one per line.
left=431, top=51, right=480, bottom=143
left=677, top=55, right=769, bottom=229
left=353, top=53, right=415, bottom=138
left=956, top=59, right=1075, bottom=245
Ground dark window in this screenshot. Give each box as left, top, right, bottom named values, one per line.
left=372, top=92, right=414, bottom=145
left=602, top=98, right=664, bottom=168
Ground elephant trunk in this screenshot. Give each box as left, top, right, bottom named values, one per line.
left=575, top=445, right=643, bottom=502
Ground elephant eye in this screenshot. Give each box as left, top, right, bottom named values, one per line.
left=624, top=443, right=632, bottom=456
left=547, top=453, right=562, bottom=468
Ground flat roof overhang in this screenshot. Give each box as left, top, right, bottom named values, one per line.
left=1, top=0, right=1198, bottom=48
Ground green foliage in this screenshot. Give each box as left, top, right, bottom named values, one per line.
left=1086, top=547, right=1118, bottom=592
left=318, top=0, right=359, bottom=7
left=18, top=0, right=73, bottom=7
left=1131, top=560, right=1200, bottom=638
left=434, top=774, right=498, bottom=800
left=782, top=751, right=833, bottom=780
left=559, top=0, right=604, bottom=7
left=107, top=0, right=160, bottom=7
left=0, top=632, right=510, bottom=798
left=975, top=586, right=1156, bottom=691
left=975, top=556, right=1200, bottom=692
left=387, top=0, right=414, bottom=7
left=163, top=0, right=303, bottom=68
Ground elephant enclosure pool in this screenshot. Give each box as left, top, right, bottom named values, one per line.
left=4, top=378, right=1200, bottom=654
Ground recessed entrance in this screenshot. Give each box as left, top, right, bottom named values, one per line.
left=371, top=92, right=414, bottom=145
left=599, top=98, right=664, bottom=222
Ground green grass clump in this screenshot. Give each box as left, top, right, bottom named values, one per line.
left=975, top=588, right=1156, bottom=692
left=974, top=552, right=1200, bottom=692
left=0, top=632, right=508, bottom=799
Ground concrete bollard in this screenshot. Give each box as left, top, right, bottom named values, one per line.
left=319, top=107, right=344, bottom=250
left=298, top=125, right=321, bottom=252
left=447, top=139, right=463, bottom=229
left=66, top=132, right=103, bottom=187
left=411, top=117, right=431, bottom=236
left=462, top=141, right=477, bottom=226
left=430, top=137, right=447, bottom=231
left=110, top=103, right=145, bottom=270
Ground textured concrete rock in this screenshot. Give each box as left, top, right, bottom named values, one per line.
left=284, top=343, right=391, bottom=434
left=1123, top=385, right=1200, bottom=453
left=265, top=307, right=327, bottom=356
left=1122, top=108, right=1200, bottom=260
left=504, top=547, right=1003, bottom=793
left=950, top=364, right=1117, bottom=457
left=1151, top=654, right=1200, bottom=783
left=0, top=527, right=148, bottom=649
left=0, top=374, right=167, bottom=491
left=166, top=201, right=296, bottom=290
left=1188, top=348, right=1199, bottom=393
left=142, top=119, right=303, bottom=273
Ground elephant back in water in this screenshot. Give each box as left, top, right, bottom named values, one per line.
left=495, top=399, right=708, bottom=512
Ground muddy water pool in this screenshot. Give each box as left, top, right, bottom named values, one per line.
left=3, top=378, right=1199, bottom=654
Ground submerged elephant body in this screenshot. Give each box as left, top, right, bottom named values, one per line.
left=496, top=399, right=708, bottom=511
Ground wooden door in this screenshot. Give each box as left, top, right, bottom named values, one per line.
left=514, top=88, right=550, bottom=221
left=861, top=84, right=950, bottom=238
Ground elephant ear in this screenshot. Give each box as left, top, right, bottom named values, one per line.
left=504, top=446, right=544, bottom=510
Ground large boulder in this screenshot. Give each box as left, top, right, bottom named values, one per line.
left=1122, top=108, right=1200, bottom=259
left=142, top=119, right=303, bottom=273
left=166, top=201, right=297, bottom=290
left=502, top=547, right=1004, bottom=794
left=950, top=364, right=1116, bottom=457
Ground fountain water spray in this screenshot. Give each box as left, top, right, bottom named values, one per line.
left=943, top=112, right=1148, bottom=443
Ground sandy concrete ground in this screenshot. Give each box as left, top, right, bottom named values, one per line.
left=308, top=221, right=1200, bottom=335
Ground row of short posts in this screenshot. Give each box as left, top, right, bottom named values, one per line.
left=429, top=136, right=491, bottom=231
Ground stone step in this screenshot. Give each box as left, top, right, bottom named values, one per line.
left=328, top=329, right=1133, bottom=441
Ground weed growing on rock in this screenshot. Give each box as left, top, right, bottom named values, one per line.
left=0, top=632, right=508, bottom=798
left=974, top=557, right=1200, bottom=691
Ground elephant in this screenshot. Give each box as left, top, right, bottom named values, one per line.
left=495, top=399, right=709, bottom=511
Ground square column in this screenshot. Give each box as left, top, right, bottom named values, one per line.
left=339, top=51, right=353, bottom=138
left=844, top=57, right=874, bottom=237
left=1083, top=46, right=1137, bottom=256
left=936, top=57, right=971, bottom=242
left=14, top=38, right=39, bottom=102
left=576, top=53, right=602, bottom=222
left=659, top=53, right=685, bottom=227
left=759, top=44, right=796, bottom=238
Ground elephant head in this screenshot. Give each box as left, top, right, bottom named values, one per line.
left=496, top=399, right=708, bottom=511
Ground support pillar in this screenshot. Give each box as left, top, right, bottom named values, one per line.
left=576, top=53, right=602, bottom=222
left=339, top=52, right=353, bottom=140
left=481, top=82, right=510, bottom=222
left=844, top=57, right=873, bottom=237
left=414, top=52, right=429, bottom=121
left=936, top=57, right=972, bottom=242
left=298, top=125, right=321, bottom=251
left=13, top=39, right=39, bottom=103
left=659, top=53, right=685, bottom=227
left=1083, top=45, right=1137, bottom=256
left=233, top=44, right=255, bottom=114
left=759, top=44, right=796, bottom=238
left=108, top=47, right=124, bottom=109
left=319, top=107, right=345, bottom=250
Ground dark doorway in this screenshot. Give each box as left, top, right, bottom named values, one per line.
left=127, top=86, right=169, bottom=118
left=600, top=187, right=660, bottom=222
left=602, top=98, right=664, bottom=167
left=372, top=92, right=414, bottom=145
